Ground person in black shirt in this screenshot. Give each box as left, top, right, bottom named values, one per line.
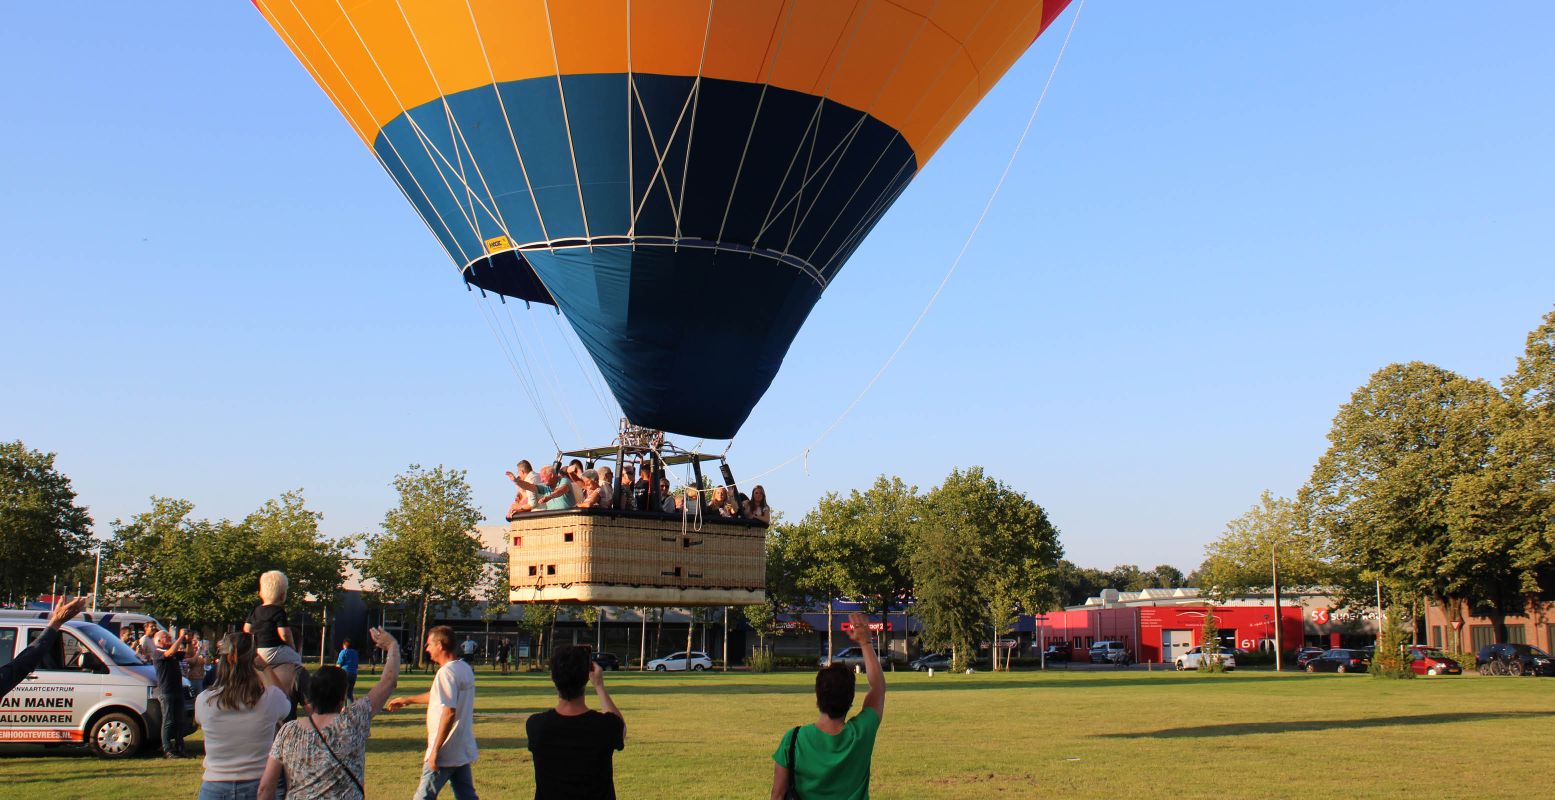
left=0, top=597, right=86, bottom=699
left=151, top=628, right=192, bottom=757
left=526, top=645, right=625, bottom=800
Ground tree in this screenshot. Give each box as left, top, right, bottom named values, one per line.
left=1443, top=309, right=1555, bottom=634
left=0, top=441, right=94, bottom=599
left=1301, top=363, right=1505, bottom=634
left=1147, top=564, right=1187, bottom=589
left=1370, top=604, right=1415, bottom=680
left=1199, top=491, right=1339, bottom=599
left=107, top=498, right=256, bottom=626
left=742, top=601, right=777, bottom=653
left=361, top=465, right=485, bottom=668
left=243, top=490, right=352, bottom=622
left=1200, top=607, right=1224, bottom=673
left=1054, top=560, right=1109, bottom=607
left=105, top=493, right=350, bottom=631
left=913, top=468, right=1064, bottom=671
left=803, top=476, right=919, bottom=658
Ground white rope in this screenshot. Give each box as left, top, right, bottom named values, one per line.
left=791, top=0, right=1088, bottom=457
left=705, top=0, right=1089, bottom=492
left=673, top=0, right=718, bottom=245
left=463, top=0, right=554, bottom=247
left=713, top=0, right=798, bottom=248
left=541, top=0, right=594, bottom=245
left=751, top=1, right=874, bottom=252
left=785, top=0, right=941, bottom=260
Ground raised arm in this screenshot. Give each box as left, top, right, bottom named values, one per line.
left=846, top=613, right=885, bottom=719
left=589, top=661, right=624, bottom=725
left=364, top=627, right=401, bottom=714
left=0, top=597, right=85, bottom=697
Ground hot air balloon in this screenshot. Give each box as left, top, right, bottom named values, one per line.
left=254, top=0, right=1072, bottom=440
left=255, top=0, right=1073, bottom=605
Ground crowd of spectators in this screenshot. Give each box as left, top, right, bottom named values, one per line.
left=504, top=458, right=771, bottom=524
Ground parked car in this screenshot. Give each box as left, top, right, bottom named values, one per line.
left=1042, top=642, right=1072, bottom=662
left=591, top=652, right=622, bottom=671
left=821, top=646, right=881, bottom=669
left=0, top=617, right=195, bottom=757
left=1175, top=646, right=1236, bottom=671
left=1405, top=646, right=1461, bottom=676
left=1305, top=648, right=1370, bottom=673
left=1293, top=648, right=1327, bottom=670
left=645, top=651, right=712, bottom=672
left=1088, top=641, right=1130, bottom=665
left=910, top=652, right=951, bottom=671
left=1475, top=643, right=1555, bottom=676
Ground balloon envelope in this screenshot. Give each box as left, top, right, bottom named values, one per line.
left=256, top=0, right=1072, bottom=438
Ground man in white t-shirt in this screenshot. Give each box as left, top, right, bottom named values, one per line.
left=460, top=635, right=478, bottom=663
left=389, top=625, right=479, bottom=799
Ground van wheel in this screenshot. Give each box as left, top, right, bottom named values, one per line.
left=1336, top=664, right=1348, bottom=674
left=88, top=712, right=142, bottom=758
left=692, top=664, right=706, bottom=671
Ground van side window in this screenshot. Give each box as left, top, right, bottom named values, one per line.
left=26, top=628, right=102, bottom=672
left=0, top=627, right=16, bottom=667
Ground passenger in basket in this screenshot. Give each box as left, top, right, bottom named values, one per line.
left=565, top=460, right=588, bottom=505
left=596, top=466, right=615, bottom=509
left=617, top=465, right=636, bottom=510
left=505, top=460, right=540, bottom=520
left=527, top=646, right=625, bottom=800
left=578, top=470, right=603, bottom=508
left=745, top=485, right=772, bottom=525
left=708, top=486, right=738, bottom=518
left=634, top=467, right=654, bottom=511
left=770, top=613, right=885, bottom=800
left=520, top=466, right=575, bottom=511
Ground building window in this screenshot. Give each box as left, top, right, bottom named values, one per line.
left=1470, top=625, right=1495, bottom=651
left=1507, top=624, right=1526, bottom=644
left=1430, top=626, right=1442, bottom=648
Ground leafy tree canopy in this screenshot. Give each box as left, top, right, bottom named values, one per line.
left=0, top=441, right=94, bottom=598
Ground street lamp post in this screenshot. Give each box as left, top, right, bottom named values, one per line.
left=1035, top=615, right=1048, bottom=670
left=1272, top=544, right=1283, bottom=672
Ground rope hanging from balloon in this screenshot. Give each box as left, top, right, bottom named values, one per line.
left=715, top=0, right=1088, bottom=491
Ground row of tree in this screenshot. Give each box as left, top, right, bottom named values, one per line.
left=1197, top=309, right=1555, bottom=641
left=749, top=468, right=1065, bottom=671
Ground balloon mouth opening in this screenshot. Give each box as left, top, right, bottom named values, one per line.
left=462, top=249, right=555, bottom=306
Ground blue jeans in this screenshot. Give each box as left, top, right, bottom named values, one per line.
left=157, top=692, right=184, bottom=753
left=413, top=763, right=478, bottom=800
left=197, top=779, right=260, bottom=800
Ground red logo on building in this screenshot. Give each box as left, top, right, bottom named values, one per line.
left=1312, top=608, right=1330, bottom=625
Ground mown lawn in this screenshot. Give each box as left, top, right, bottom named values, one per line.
left=1, top=667, right=1550, bottom=799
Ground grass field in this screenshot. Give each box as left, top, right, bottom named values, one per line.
left=1, top=667, right=1550, bottom=799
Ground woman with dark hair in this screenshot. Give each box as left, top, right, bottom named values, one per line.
left=744, top=485, right=772, bottom=525
left=194, top=634, right=290, bottom=799
left=259, top=628, right=401, bottom=800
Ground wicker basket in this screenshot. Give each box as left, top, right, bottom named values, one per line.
left=507, top=509, right=766, bottom=606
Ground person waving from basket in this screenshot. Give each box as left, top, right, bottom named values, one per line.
left=771, top=612, right=885, bottom=800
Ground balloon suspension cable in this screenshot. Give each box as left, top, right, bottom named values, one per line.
left=706, top=0, right=1087, bottom=493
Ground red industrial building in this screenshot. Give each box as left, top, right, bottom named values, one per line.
left=1020, top=588, right=1362, bottom=664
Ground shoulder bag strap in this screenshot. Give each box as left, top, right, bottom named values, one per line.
left=308, top=714, right=365, bottom=796
left=784, top=726, right=803, bottom=800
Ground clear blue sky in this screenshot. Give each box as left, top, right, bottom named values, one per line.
left=3, top=3, right=1552, bottom=573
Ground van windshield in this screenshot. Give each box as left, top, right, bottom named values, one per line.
left=75, top=622, right=146, bottom=666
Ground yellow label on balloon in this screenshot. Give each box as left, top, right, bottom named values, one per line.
left=484, top=235, right=511, bottom=253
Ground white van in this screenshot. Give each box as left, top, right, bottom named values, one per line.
left=0, top=615, right=195, bottom=757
